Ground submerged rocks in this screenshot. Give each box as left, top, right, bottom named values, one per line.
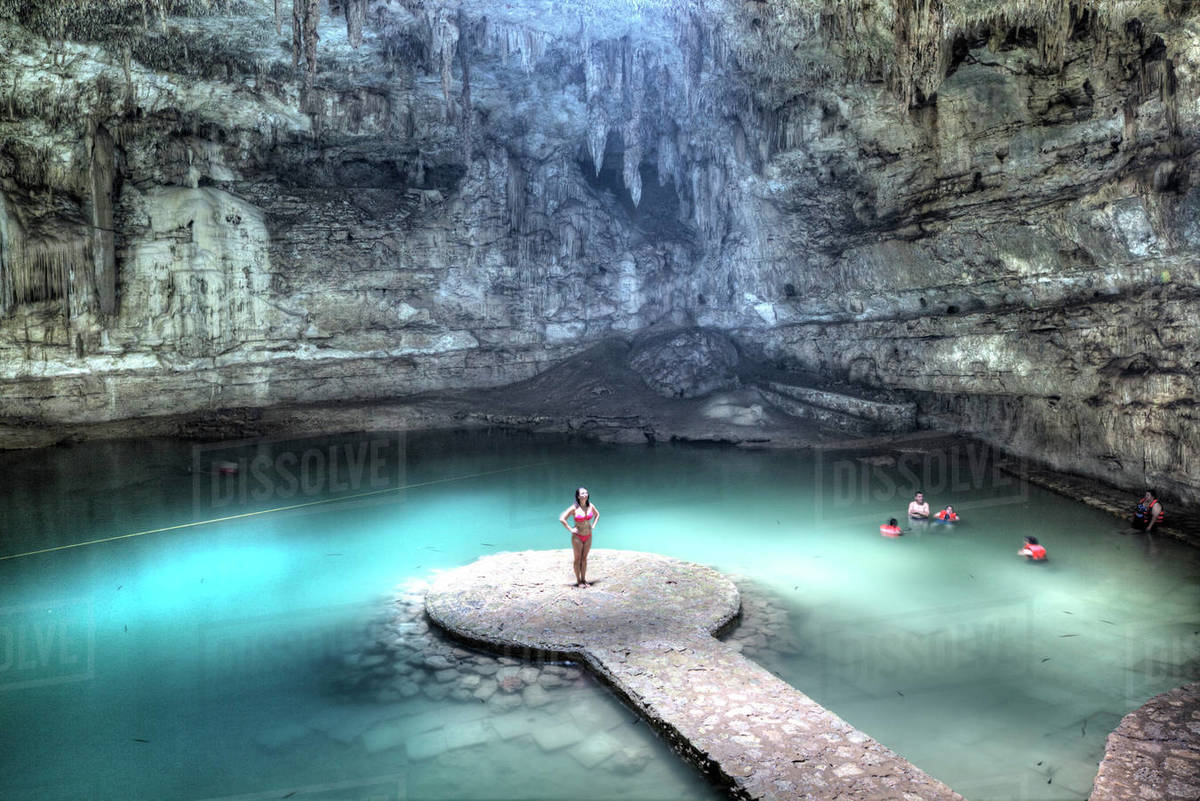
left=313, top=576, right=657, bottom=771
left=719, top=575, right=803, bottom=671
left=285, top=569, right=818, bottom=793
left=325, top=577, right=592, bottom=708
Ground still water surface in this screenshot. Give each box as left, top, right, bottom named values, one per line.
left=0, top=430, right=1196, bottom=801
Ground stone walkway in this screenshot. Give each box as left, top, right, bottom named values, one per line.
left=1090, top=682, right=1200, bottom=801
left=425, top=549, right=964, bottom=801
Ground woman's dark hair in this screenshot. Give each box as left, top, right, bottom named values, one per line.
left=888, top=518, right=898, bottom=526
left=1025, top=536, right=1039, bottom=545
left=575, top=487, right=590, bottom=508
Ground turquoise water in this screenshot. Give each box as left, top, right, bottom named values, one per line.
left=0, top=430, right=1197, bottom=801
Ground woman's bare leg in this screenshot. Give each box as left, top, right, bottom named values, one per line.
left=572, top=535, right=584, bottom=585
left=580, top=536, right=592, bottom=585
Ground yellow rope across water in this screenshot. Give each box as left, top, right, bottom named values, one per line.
left=0, top=462, right=547, bottom=562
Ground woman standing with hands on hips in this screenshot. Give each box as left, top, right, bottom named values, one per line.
left=560, top=487, right=599, bottom=587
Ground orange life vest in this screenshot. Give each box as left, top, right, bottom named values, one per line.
left=880, top=524, right=902, bottom=537
left=936, top=509, right=958, bottom=521
left=1135, top=497, right=1164, bottom=524
left=1027, top=543, right=1047, bottom=560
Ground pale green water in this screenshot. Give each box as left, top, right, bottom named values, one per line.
left=0, top=430, right=1196, bottom=801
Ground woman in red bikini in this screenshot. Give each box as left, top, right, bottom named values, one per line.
left=559, top=487, right=599, bottom=587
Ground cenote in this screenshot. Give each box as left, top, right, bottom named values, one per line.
left=1, top=429, right=1196, bottom=801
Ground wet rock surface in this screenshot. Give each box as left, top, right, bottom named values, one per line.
left=1091, top=682, right=1200, bottom=801
left=628, top=329, right=741, bottom=400
left=425, top=549, right=964, bottom=801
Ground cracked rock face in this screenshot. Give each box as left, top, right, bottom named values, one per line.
left=0, top=2, right=1197, bottom=502
left=629, top=329, right=739, bottom=399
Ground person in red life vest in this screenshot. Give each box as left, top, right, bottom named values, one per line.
left=1131, top=489, right=1164, bottom=532
left=880, top=518, right=903, bottom=537
left=934, top=505, right=959, bottom=522
left=1018, top=536, right=1047, bottom=561
left=907, top=491, right=930, bottom=519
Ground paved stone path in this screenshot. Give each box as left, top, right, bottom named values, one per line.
left=425, top=549, right=964, bottom=801
left=1090, top=682, right=1200, bottom=801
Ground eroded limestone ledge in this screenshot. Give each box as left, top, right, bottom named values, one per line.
left=1090, top=682, right=1200, bottom=801
left=425, top=549, right=965, bottom=801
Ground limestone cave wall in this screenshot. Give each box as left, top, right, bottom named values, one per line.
left=0, top=1, right=1196, bottom=503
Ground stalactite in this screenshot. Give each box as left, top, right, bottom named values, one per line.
left=587, top=105, right=607, bottom=176
left=622, top=46, right=645, bottom=207
left=275, top=0, right=282, bottom=35
left=431, top=8, right=459, bottom=120
left=0, top=194, right=13, bottom=317
left=506, top=151, right=526, bottom=237
left=291, top=0, right=303, bottom=68
left=458, top=10, right=472, bottom=159
left=303, top=0, right=320, bottom=89
left=1163, top=58, right=1179, bottom=139
left=584, top=41, right=606, bottom=106
left=657, top=130, right=677, bottom=188
left=88, top=122, right=115, bottom=317
left=346, top=0, right=366, bottom=49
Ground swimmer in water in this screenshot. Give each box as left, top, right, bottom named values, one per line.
left=1018, top=536, right=1047, bottom=561
left=559, top=487, right=598, bottom=587
left=907, top=491, right=930, bottom=519
left=880, top=518, right=903, bottom=537
left=935, top=505, right=959, bottom=522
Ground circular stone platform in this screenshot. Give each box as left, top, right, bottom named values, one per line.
left=425, top=549, right=741, bottom=653
left=426, top=550, right=964, bottom=801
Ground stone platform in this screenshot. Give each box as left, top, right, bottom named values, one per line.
left=425, top=549, right=964, bottom=801
left=1090, top=682, right=1200, bottom=801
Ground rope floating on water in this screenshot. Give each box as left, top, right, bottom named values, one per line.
left=0, top=462, right=547, bottom=562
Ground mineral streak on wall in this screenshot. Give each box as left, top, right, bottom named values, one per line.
left=0, top=1, right=1196, bottom=502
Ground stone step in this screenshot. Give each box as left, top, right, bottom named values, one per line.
left=757, top=380, right=917, bottom=434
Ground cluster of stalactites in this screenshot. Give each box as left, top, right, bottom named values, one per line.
left=389, top=3, right=736, bottom=235
left=891, top=0, right=946, bottom=108
left=584, top=38, right=651, bottom=206
left=276, top=0, right=372, bottom=88
left=478, top=17, right=551, bottom=74
left=809, top=0, right=1176, bottom=109
left=0, top=223, right=93, bottom=321
left=0, top=118, right=117, bottom=323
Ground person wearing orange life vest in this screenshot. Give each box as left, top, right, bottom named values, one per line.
left=934, top=505, right=959, bottom=522
left=1018, top=536, right=1047, bottom=561
left=1131, top=489, right=1164, bottom=532
left=880, top=518, right=903, bottom=537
